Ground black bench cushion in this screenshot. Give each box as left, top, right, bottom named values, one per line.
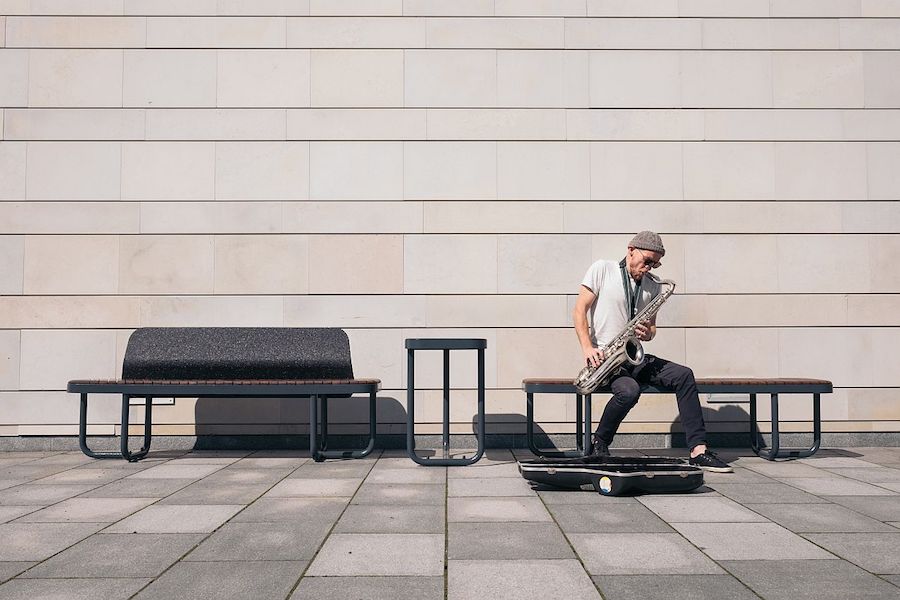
left=122, top=328, right=354, bottom=381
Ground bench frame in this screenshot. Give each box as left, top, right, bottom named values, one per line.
left=67, top=380, right=380, bottom=463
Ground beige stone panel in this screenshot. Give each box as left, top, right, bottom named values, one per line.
left=5, top=109, right=145, bottom=141
left=217, top=0, right=310, bottom=15
left=122, top=142, right=215, bottom=201
left=426, top=17, right=563, bottom=48
left=288, top=17, right=424, bottom=47
left=590, top=142, right=683, bottom=200
left=773, top=51, right=864, bottom=108
left=563, top=50, right=591, bottom=108
left=402, top=0, right=491, bottom=16
left=410, top=389, right=532, bottom=426
left=31, top=0, right=124, bottom=14
left=497, top=51, right=580, bottom=108
left=0, top=142, right=26, bottom=201
left=840, top=19, right=900, bottom=49
left=214, top=234, right=308, bottom=294
left=0, top=331, right=20, bottom=391
left=681, top=51, right=773, bottom=108
left=702, top=19, right=838, bottom=50
left=404, top=50, right=497, bottom=108
left=747, top=385, right=847, bottom=423
left=119, top=235, right=214, bottom=294
left=310, top=50, right=402, bottom=108
left=401, top=327, right=498, bottom=389
left=498, top=142, right=589, bottom=200
left=686, top=328, right=779, bottom=379
left=218, top=50, right=310, bottom=108
left=28, top=49, right=122, bottom=107
left=770, top=0, right=860, bottom=16
left=0, top=17, right=5, bottom=45
left=683, top=234, right=777, bottom=294
left=0, top=50, right=28, bottom=107
left=6, top=16, right=145, bottom=47
left=19, top=329, right=118, bottom=390
left=123, top=50, right=216, bottom=107
left=847, top=388, right=900, bottom=421
left=426, top=109, right=565, bottom=140
left=283, top=201, right=422, bottom=233
left=496, top=328, right=582, bottom=388
left=426, top=295, right=567, bottom=328
left=567, top=109, right=703, bottom=141
left=588, top=0, right=677, bottom=16
left=567, top=17, right=701, bottom=49
left=848, top=295, right=900, bottom=326
left=140, top=202, right=282, bottom=234
left=24, top=235, right=118, bottom=295
left=498, top=234, right=592, bottom=294
left=778, top=327, right=874, bottom=388
left=216, top=142, right=310, bottom=201
left=496, top=0, right=585, bottom=15
left=26, top=142, right=121, bottom=201
left=868, top=143, right=900, bottom=201
left=0, top=236, right=24, bottom=294
left=124, top=0, right=215, bottom=15
left=0, top=1, right=27, bottom=15
left=590, top=50, right=680, bottom=107
left=871, top=328, right=900, bottom=387
left=777, top=235, right=869, bottom=294
left=677, top=0, right=769, bottom=17
left=655, top=294, right=707, bottom=328
left=403, top=234, right=497, bottom=294
left=285, top=295, right=426, bottom=328
left=288, top=109, right=425, bottom=140
left=404, top=141, right=495, bottom=200
left=148, top=109, right=285, bottom=140
left=591, top=234, right=686, bottom=289
left=705, top=295, right=848, bottom=327
left=863, top=52, right=900, bottom=108
left=871, top=234, right=900, bottom=293
left=346, top=328, right=403, bottom=390
left=564, top=202, right=703, bottom=234
left=842, top=110, right=900, bottom=141
left=424, top=201, right=564, bottom=233
left=311, top=0, right=400, bottom=15
left=863, top=0, right=900, bottom=16
left=139, top=296, right=283, bottom=327
left=147, top=16, right=286, bottom=47
left=310, top=142, right=401, bottom=200
left=0, top=202, right=138, bottom=234
left=704, top=109, right=843, bottom=141
left=0, top=391, right=119, bottom=428
left=0, top=296, right=141, bottom=328
left=308, top=234, right=402, bottom=293
left=774, top=142, right=867, bottom=200
left=701, top=202, right=842, bottom=234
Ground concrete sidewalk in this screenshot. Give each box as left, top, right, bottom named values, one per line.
left=0, top=447, right=898, bottom=600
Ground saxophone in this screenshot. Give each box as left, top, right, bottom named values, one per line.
left=573, top=276, right=676, bottom=395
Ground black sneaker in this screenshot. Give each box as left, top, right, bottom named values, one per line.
left=689, top=450, right=733, bottom=473
left=589, top=435, right=610, bottom=458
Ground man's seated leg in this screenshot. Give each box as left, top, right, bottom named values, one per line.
left=591, top=374, right=641, bottom=457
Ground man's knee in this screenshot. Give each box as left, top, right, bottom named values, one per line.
left=674, top=365, right=695, bottom=385
left=611, top=378, right=641, bottom=407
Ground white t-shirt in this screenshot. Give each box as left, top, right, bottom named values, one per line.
left=581, top=259, right=660, bottom=348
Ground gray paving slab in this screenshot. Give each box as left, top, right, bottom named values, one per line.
left=134, top=560, right=304, bottom=600
left=723, top=558, right=900, bottom=599
left=826, top=495, right=900, bottom=521
left=448, top=559, right=600, bottom=600
left=568, top=533, right=723, bottom=575
left=886, top=575, right=900, bottom=587
left=0, top=506, right=42, bottom=524
left=157, top=482, right=271, bottom=505
left=0, top=562, right=34, bottom=583
left=592, top=574, right=760, bottom=600
left=702, top=466, right=771, bottom=484
left=28, top=453, right=95, bottom=466
left=231, top=457, right=307, bottom=469
left=549, top=502, right=674, bottom=533
left=265, top=477, right=361, bottom=498
left=744, top=461, right=842, bottom=478
left=0, top=480, right=30, bottom=492
left=34, top=468, right=129, bottom=485
left=185, top=522, right=332, bottom=561
left=537, top=489, right=639, bottom=505
left=290, top=461, right=373, bottom=479
left=448, top=497, right=552, bottom=522
left=672, top=522, right=835, bottom=560
left=0, top=522, right=104, bottom=561
left=103, top=504, right=244, bottom=534
left=708, top=482, right=825, bottom=504
left=803, top=533, right=900, bottom=574
left=202, top=467, right=294, bottom=485
left=447, top=462, right=520, bottom=479
left=306, top=533, right=445, bottom=576
left=21, top=533, right=204, bottom=578
left=370, top=457, right=425, bottom=470
left=874, top=481, right=900, bottom=492
left=781, top=477, right=896, bottom=496
left=335, top=504, right=444, bottom=533
left=79, top=477, right=193, bottom=498
left=127, top=464, right=226, bottom=480
left=15, top=497, right=158, bottom=523
left=291, top=576, right=443, bottom=600
left=799, top=457, right=881, bottom=468
left=0, top=484, right=98, bottom=505
left=448, top=477, right=535, bottom=497
left=367, top=468, right=446, bottom=484
left=232, top=497, right=348, bottom=523
left=165, top=456, right=243, bottom=465
left=448, top=522, right=574, bottom=559
left=824, top=467, right=900, bottom=483
left=352, top=483, right=445, bottom=505
left=0, top=466, right=73, bottom=481
left=637, top=496, right=769, bottom=523
left=747, top=502, right=898, bottom=533
left=0, top=578, right=151, bottom=600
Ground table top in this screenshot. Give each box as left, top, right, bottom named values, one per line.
left=405, top=338, right=487, bottom=350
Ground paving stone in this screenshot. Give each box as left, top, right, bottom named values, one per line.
left=781, top=477, right=896, bottom=496
left=871, top=481, right=900, bottom=493
left=22, top=533, right=203, bottom=578
left=0, top=578, right=151, bottom=600
left=799, top=457, right=880, bottom=468
left=447, top=462, right=521, bottom=479
left=568, top=533, right=723, bottom=575
left=127, top=464, right=225, bottom=480
left=306, top=533, right=444, bottom=576
left=448, top=559, right=600, bottom=600
left=290, top=462, right=373, bottom=479
left=747, top=502, right=897, bottom=533
left=367, top=468, right=446, bottom=485
left=702, top=466, right=771, bottom=484
left=353, top=483, right=445, bottom=506
left=886, top=575, right=900, bottom=587
left=232, top=497, right=347, bottom=523
left=246, top=450, right=310, bottom=459
left=335, top=504, right=444, bottom=533
left=166, top=456, right=243, bottom=465
left=185, top=522, right=332, bottom=561
left=0, top=522, right=104, bottom=561
left=549, top=502, right=674, bottom=533
left=0, top=484, right=98, bottom=505
left=537, top=489, right=639, bottom=505
left=79, top=478, right=193, bottom=498
left=15, top=497, right=158, bottom=523
left=203, top=467, right=293, bottom=485
left=34, top=468, right=130, bottom=485
left=265, top=478, right=361, bottom=498
left=745, top=461, right=841, bottom=478
left=291, top=576, right=443, bottom=600
left=103, top=504, right=244, bottom=533
left=29, top=453, right=96, bottom=466
left=448, top=497, right=552, bottom=522
left=370, top=457, right=424, bottom=470
left=592, top=574, right=760, bottom=600
left=0, top=480, right=30, bottom=492
left=231, top=457, right=307, bottom=469
left=134, top=560, right=304, bottom=600
left=824, top=467, right=900, bottom=483
left=826, top=495, right=900, bottom=521
left=448, top=477, right=535, bottom=497
left=803, top=533, right=900, bottom=574
left=709, top=483, right=824, bottom=504
left=0, top=562, right=34, bottom=583
left=637, top=496, right=769, bottom=523
left=0, top=506, right=42, bottom=524
left=0, top=466, right=73, bottom=480
left=672, top=522, right=834, bottom=560
left=448, top=522, right=574, bottom=559
left=157, top=482, right=270, bottom=505
left=723, top=558, right=900, bottom=599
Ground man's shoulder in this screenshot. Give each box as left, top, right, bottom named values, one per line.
left=588, top=259, right=618, bottom=272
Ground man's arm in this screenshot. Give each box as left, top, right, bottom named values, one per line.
left=573, top=285, right=603, bottom=367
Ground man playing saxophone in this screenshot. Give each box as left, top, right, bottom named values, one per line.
left=573, top=231, right=732, bottom=472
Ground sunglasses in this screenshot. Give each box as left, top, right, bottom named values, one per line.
left=634, top=248, right=661, bottom=269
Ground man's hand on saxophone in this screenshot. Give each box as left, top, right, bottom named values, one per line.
left=634, top=319, right=655, bottom=342
left=583, top=346, right=605, bottom=368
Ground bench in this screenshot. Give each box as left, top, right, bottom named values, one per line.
left=523, top=378, right=832, bottom=461
left=67, top=327, right=380, bottom=462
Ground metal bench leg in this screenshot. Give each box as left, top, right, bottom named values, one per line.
left=78, top=393, right=122, bottom=459
left=575, top=394, right=583, bottom=452
left=312, top=393, right=378, bottom=462
left=754, top=392, right=822, bottom=461
left=120, top=395, right=152, bottom=462
left=526, top=392, right=589, bottom=459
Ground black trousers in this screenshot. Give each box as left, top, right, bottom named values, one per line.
left=594, top=355, right=707, bottom=451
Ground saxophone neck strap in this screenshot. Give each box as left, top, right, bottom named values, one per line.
left=619, top=258, right=642, bottom=319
